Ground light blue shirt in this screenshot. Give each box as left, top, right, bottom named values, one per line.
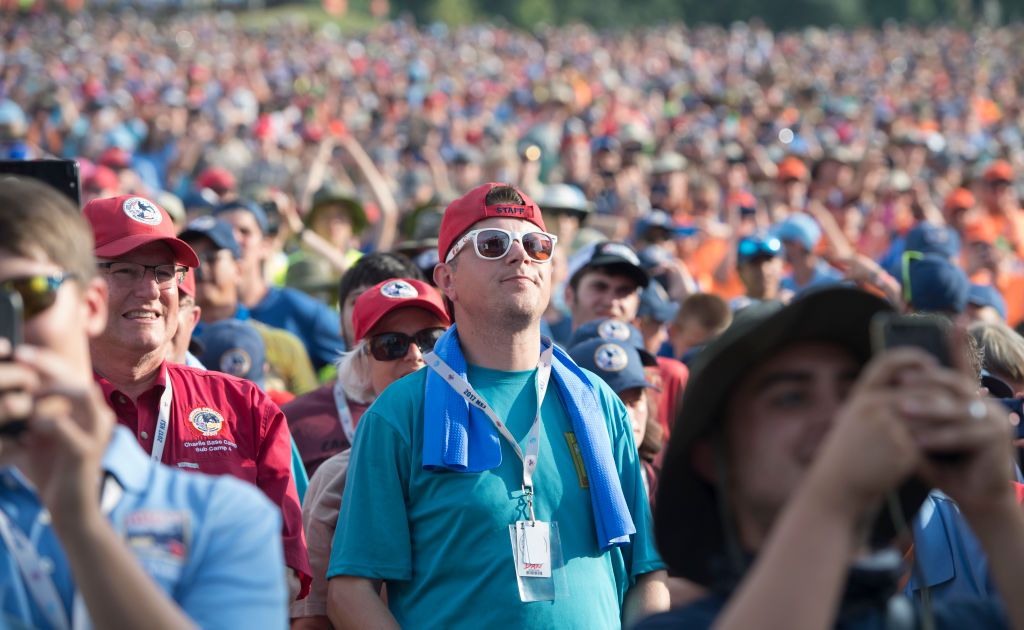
left=904, top=491, right=994, bottom=601
left=329, top=365, right=663, bottom=629
left=0, top=426, right=288, bottom=629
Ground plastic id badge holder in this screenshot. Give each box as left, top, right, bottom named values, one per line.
left=508, top=520, right=568, bottom=602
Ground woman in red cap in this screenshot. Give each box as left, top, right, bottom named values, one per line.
left=292, top=277, right=450, bottom=629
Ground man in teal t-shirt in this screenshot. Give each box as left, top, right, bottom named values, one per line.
left=326, top=183, right=668, bottom=629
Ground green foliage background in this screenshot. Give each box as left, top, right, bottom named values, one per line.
left=382, top=0, right=1020, bottom=28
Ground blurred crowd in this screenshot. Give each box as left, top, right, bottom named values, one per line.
left=3, top=14, right=1024, bottom=328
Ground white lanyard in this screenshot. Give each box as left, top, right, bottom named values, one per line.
left=425, top=343, right=553, bottom=520
left=332, top=380, right=356, bottom=444
left=151, top=373, right=173, bottom=463
left=0, top=474, right=123, bottom=630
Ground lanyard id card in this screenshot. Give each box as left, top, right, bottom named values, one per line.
left=508, top=520, right=566, bottom=602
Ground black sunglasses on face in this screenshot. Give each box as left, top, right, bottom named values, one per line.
left=0, top=273, right=77, bottom=319
left=368, top=328, right=445, bottom=361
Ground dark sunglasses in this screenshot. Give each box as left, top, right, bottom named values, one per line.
left=367, top=327, right=445, bottom=361
left=0, top=273, right=77, bottom=319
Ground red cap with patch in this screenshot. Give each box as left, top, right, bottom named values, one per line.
left=437, top=183, right=546, bottom=261
left=83, top=195, right=200, bottom=267
left=352, top=278, right=450, bottom=343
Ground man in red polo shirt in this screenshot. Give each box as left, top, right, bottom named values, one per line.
left=82, top=195, right=311, bottom=599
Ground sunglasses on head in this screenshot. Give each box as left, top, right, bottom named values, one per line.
left=445, top=228, right=558, bottom=264
left=367, top=327, right=445, bottom=361
left=737, top=237, right=781, bottom=260
left=0, top=273, right=77, bottom=319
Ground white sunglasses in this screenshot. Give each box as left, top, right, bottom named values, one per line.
left=445, top=228, right=558, bottom=264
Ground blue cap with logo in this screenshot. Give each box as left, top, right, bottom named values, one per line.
left=568, top=318, right=658, bottom=366
left=197, top=320, right=266, bottom=388
left=905, top=222, right=961, bottom=260
left=213, top=199, right=269, bottom=235
left=906, top=255, right=970, bottom=314
left=637, top=282, right=680, bottom=323
left=568, top=338, right=656, bottom=394
left=179, top=215, right=242, bottom=259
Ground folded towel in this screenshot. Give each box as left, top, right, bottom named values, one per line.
left=423, top=324, right=636, bottom=549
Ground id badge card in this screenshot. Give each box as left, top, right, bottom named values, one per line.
left=508, top=521, right=567, bottom=602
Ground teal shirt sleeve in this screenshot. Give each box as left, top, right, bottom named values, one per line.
left=290, top=436, right=308, bottom=504
left=327, top=408, right=414, bottom=581
left=585, top=371, right=665, bottom=581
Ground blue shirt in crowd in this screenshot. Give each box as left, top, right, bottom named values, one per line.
left=0, top=426, right=288, bottom=629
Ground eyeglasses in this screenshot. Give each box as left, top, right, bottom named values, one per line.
left=445, top=228, right=558, bottom=264
left=0, top=273, right=77, bottom=319
left=367, top=327, right=445, bottom=361
left=97, top=262, right=186, bottom=290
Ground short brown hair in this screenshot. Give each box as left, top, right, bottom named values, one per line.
left=674, top=293, right=731, bottom=333
left=0, top=177, right=96, bottom=280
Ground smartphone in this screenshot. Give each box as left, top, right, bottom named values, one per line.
left=870, top=312, right=953, bottom=367
left=866, top=313, right=947, bottom=548
left=0, top=159, right=81, bottom=207
left=0, top=289, right=26, bottom=437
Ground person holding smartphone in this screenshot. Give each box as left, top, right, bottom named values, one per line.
left=641, top=286, right=1024, bottom=629
left=0, top=176, right=288, bottom=628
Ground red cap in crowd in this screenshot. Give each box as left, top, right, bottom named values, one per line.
left=984, top=160, right=1014, bottom=184
left=98, top=147, right=132, bottom=170
left=777, top=156, right=808, bottom=182
left=195, top=167, right=237, bottom=196
left=944, top=187, right=975, bottom=211
left=84, top=165, right=119, bottom=192
left=83, top=195, right=200, bottom=267
left=352, top=278, right=450, bottom=343
left=437, top=182, right=546, bottom=260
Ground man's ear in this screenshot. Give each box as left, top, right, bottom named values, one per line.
left=82, top=276, right=109, bottom=339
left=564, top=283, right=575, bottom=308
left=189, top=304, right=203, bottom=328
left=433, top=263, right=456, bottom=303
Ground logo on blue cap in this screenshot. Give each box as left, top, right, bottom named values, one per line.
left=595, top=343, right=629, bottom=372
left=122, top=197, right=163, bottom=226
left=598, top=319, right=631, bottom=341
left=219, top=348, right=252, bottom=378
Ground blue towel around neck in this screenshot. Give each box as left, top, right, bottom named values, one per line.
left=423, top=324, right=636, bottom=549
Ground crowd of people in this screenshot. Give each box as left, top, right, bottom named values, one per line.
left=3, top=8, right=1024, bottom=630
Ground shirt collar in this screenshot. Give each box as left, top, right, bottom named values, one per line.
left=94, top=362, right=169, bottom=405
left=101, top=425, right=155, bottom=494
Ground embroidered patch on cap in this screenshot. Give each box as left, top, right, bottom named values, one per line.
left=219, top=348, right=252, bottom=377
left=188, top=407, right=224, bottom=437
left=597, top=319, right=631, bottom=341
left=122, top=197, right=163, bottom=226
left=380, top=279, right=418, bottom=299
left=594, top=343, right=629, bottom=372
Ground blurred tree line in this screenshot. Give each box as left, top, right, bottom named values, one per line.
left=386, top=0, right=1024, bottom=28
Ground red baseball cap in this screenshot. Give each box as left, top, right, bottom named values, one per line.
left=944, top=187, right=975, bottom=212
left=195, top=167, right=237, bottom=195
left=98, top=146, right=132, bottom=170
left=984, top=159, right=1014, bottom=183
left=777, top=156, right=808, bottom=182
left=352, top=278, right=450, bottom=343
left=83, top=195, right=200, bottom=267
left=437, top=182, right=546, bottom=260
